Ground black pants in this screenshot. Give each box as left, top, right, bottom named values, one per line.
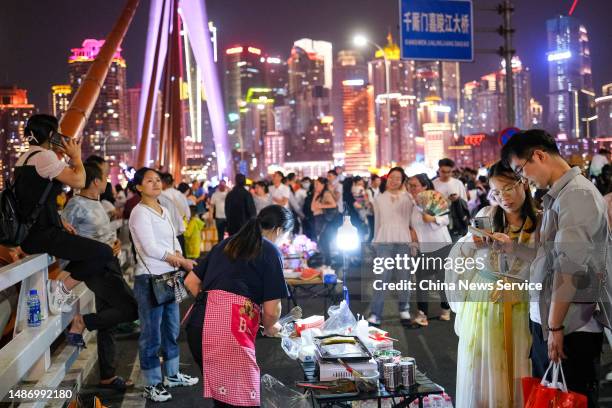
left=22, top=227, right=138, bottom=372
left=415, top=247, right=451, bottom=315
left=367, top=215, right=375, bottom=243
left=186, top=323, right=203, bottom=373
left=177, top=234, right=186, bottom=256
left=215, top=218, right=227, bottom=242
left=96, top=298, right=116, bottom=380
left=530, top=320, right=603, bottom=408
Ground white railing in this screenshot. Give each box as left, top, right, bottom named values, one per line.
left=0, top=254, right=94, bottom=405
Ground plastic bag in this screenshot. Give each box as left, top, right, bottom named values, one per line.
left=280, top=322, right=302, bottom=360
left=322, top=300, right=357, bottom=335
left=261, top=374, right=310, bottom=408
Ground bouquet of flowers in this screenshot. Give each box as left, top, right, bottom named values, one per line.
left=280, top=235, right=318, bottom=258
left=415, top=190, right=450, bottom=216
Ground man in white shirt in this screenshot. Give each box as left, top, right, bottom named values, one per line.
left=209, top=180, right=228, bottom=242
left=268, top=171, right=290, bottom=209
left=159, top=173, right=189, bottom=253
left=589, top=148, right=610, bottom=179
left=433, top=158, right=467, bottom=201
left=327, top=169, right=344, bottom=213
left=63, top=162, right=136, bottom=389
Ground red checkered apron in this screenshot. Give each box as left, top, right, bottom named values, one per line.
left=202, top=290, right=261, bottom=406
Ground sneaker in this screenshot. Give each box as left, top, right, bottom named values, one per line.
left=47, top=280, right=72, bottom=315
left=399, top=311, right=411, bottom=321
left=413, top=311, right=429, bottom=327
left=439, top=309, right=452, bottom=321
left=163, top=372, right=199, bottom=388
left=367, top=314, right=381, bottom=326
left=143, top=383, right=172, bottom=402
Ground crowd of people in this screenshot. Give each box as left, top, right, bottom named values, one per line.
left=4, top=113, right=612, bottom=407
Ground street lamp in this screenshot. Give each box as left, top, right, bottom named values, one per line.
left=353, top=34, right=391, bottom=166
left=336, top=215, right=360, bottom=306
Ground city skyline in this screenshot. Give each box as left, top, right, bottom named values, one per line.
left=1, top=0, right=610, bottom=117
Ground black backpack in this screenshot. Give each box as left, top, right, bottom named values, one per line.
left=0, top=151, right=54, bottom=247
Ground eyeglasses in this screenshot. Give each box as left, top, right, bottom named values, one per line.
left=512, top=152, right=534, bottom=181
left=490, top=180, right=523, bottom=199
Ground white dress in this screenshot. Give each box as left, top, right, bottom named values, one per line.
left=372, top=191, right=413, bottom=243
left=445, top=206, right=533, bottom=408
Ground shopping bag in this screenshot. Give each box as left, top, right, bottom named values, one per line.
left=523, top=362, right=587, bottom=408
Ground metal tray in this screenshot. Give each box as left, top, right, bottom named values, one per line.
left=314, top=334, right=373, bottom=362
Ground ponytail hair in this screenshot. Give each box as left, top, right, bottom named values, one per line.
left=224, top=204, right=294, bottom=261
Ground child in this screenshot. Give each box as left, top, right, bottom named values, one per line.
left=184, top=206, right=205, bottom=259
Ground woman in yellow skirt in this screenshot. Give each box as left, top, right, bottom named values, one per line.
left=445, top=161, right=540, bottom=407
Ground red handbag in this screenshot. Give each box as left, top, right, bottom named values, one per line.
left=522, top=362, right=587, bottom=408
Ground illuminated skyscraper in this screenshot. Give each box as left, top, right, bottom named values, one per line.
left=333, top=50, right=368, bottom=155
left=286, top=45, right=333, bottom=163
left=293, top=39, right=333, bottom=90
left=596, top=84, right=612, bottom=137
left=461, top=57, right=536, bottom=134
left=342, top=80, right=375, bottom=174
left=263, top=56, right=288, bottom=106
left=68, top=39, right=129, bottom=161
left=530, top=98, right=544, bottom=128
left=414, top=61, right=460, bottom=119
left=368, top=34, right=419, bottom=166
left=0, top=86, right=35, bottom=185
left=49, top=84, right=72, bottom=119
left=546, top=15, right=595, bottom=140
left=223, top=45, right=265, bottom=152
left=419, top=98, right=454, bottom=168
left=264, top=131, right=285, bottom=168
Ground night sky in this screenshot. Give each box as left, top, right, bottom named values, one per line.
left=1, top=0, right=611, bottom=118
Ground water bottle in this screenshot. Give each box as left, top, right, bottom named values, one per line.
left=27, top=289, right=41, bottom=327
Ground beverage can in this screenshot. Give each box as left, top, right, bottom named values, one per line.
left=400, top=361, right=416, bottom=387
left=377, top=356, right=393, bottom=381
left=383, top=362, right=399, bottom=391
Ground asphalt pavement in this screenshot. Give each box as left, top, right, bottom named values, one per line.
left=76, top=259, right=612, bottom=408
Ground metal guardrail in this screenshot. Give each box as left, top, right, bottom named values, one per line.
left=0, top=254, right=95, bottom=404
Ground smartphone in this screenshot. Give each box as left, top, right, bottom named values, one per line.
left=49, top=131, right=71, bottom=149
left=468, top=225, right=495, bottom=239
left=474, top=216, right=493, bottom=232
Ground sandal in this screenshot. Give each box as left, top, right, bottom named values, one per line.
left=98, top=376, right=134, bottom=391
left=66, top=332, right=87, bottom=348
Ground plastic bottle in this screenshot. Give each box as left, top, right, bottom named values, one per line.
left=27, top=289, right=41, bottom=327
left=356, top=316, right=369, bottom=340
left=421, top=396, right=431, bottom=408
left=443, top=393, right=454, bottom=407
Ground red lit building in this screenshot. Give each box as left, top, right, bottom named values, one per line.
left=68, top=39, right=129, bottom=161
left=0, top=86, right=36, bottom=185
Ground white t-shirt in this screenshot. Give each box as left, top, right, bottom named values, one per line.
left=433, top=177, right=467, bottom=201
left=269, top=184, right=291, bottom=208
left=129, top=203, right=181, bottom=276
left=15, top=146, right=67, bottom=179
left=211, top=190, right=228, bottom=219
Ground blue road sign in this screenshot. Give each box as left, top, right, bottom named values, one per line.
left=399, top=0, right=474, bottom=61
left=498, top=127, right=521, bottom=146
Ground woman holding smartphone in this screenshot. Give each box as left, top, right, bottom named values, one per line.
left=445, top=161, right=540, bottom=407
